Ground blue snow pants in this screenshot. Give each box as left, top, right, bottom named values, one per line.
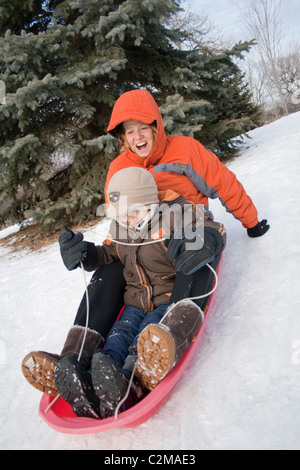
left=103, top=304, right=169, bottom=368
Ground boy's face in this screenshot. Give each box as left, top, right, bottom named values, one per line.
left=123, top=120, right=154, bottom=157
left=120, top=208, right=150, bottom=228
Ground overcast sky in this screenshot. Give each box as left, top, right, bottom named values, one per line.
left=181, top=0, right=300, bottom=48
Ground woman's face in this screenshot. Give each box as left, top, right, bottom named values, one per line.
left=123, top=120, right=154, bottom=157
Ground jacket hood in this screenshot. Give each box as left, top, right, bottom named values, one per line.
left=107, top=89, right=168, bottom=167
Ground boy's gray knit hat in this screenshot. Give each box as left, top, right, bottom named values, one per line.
left=106, top=167, right=159, bottom=219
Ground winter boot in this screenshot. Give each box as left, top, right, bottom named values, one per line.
left=54, top=357, right=101, bottom=419
left=21, top=326, right=104, bottom=396
left=91, top=351, right=143, bottom=418
left=21, top=351, right=61, bottom=396
left=136, top=299, right=204, bottom=390
left=59, top=325, right=104, bottom=370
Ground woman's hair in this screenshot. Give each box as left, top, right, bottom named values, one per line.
left=117, top=122, right=158, bottom=152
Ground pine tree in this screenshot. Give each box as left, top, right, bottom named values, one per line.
left=192, top=42, right=261, bottom=154
left=0, top=0, right=260, bottom=233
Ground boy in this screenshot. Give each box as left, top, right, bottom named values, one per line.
left=54, top=166, right=226, bottom=418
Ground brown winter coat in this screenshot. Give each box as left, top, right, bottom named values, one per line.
left=95, top=191, right=226, bottom=313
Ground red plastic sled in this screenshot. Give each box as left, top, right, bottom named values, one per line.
left=39, top=257, right=222, bottom=434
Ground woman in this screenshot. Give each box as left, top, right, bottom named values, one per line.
left=22, top=89, right=269, bottom=397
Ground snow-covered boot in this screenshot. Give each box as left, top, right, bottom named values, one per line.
left=21, top=351, right=61, bottom=396
left=136, top=300, right=204, bottom=390
left=54, top=357, right=100, bottom=419
left=59, top=326, right=104, bottom=370
left=91, top=351, right=142, bottom=418
left=21, top=326, right=104, bottom=396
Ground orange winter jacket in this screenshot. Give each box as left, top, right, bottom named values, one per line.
left=105, top=90, right=259, bottom=229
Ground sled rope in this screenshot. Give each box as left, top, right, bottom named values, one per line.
left=108, top=236, right=219, bottom=300
left=106, top=237, right=168, bottom=246
left=46, top=237, right=218, bottom=418
left=44, top=260, right=90, bottom=415
left=85, top=237, right=218, bottom=420
left=104, top=238, right=219, bottom=419
left=113, top=263, right=218, bottom=419
left=114, top=361, right=139, bottom=420
left=187, top=262, right=218, bottom=300
left=77, top=260, right=90, bottom=363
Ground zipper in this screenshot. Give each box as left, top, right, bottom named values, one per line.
left=135, top=261, right=153, bottom=313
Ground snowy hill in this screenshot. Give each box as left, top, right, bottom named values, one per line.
left=1, top=112, right=300, bottom=450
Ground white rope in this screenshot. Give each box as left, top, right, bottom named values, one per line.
left=44, top=392, right=60, bottom=414
left=108, top=236, right=219, bottom=419
left=44, top=260, right=90, bottom=415
left=114, top=361, right=138, bottom=420
left=77, top=260, right=90, bottom=363
left=113, top=263, right=219, bottom=420
left=45, top=234, right=218, bottom=419
left=186, top=263, right=218, bottom=301
left=106, top=236, right=168, bottom=246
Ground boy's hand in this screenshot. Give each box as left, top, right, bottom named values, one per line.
left=59, top=228, right=98, bottom=271
left=165, top=227, right=223, bottom=275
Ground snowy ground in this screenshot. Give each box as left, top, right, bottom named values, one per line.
left=1, top=112, right=300, bottom=450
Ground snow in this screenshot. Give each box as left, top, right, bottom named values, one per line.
left=1, top=112, right=300, bottom=450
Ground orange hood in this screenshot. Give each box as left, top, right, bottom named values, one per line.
left=106, top=89, right=168, bottom=167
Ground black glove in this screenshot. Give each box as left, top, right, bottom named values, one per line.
left=165, top=227, right=223, bottom=275
left=58, top=228, right=98, bottom=271
left=247, top=220, right=270, bottom=238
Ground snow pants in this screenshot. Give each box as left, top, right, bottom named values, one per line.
left=73, top=256, right=220, bottom=339
left=103, top=304, right=169, bottom=368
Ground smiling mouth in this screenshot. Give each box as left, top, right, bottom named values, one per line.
left=136, top=142, right=147, bottom=150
